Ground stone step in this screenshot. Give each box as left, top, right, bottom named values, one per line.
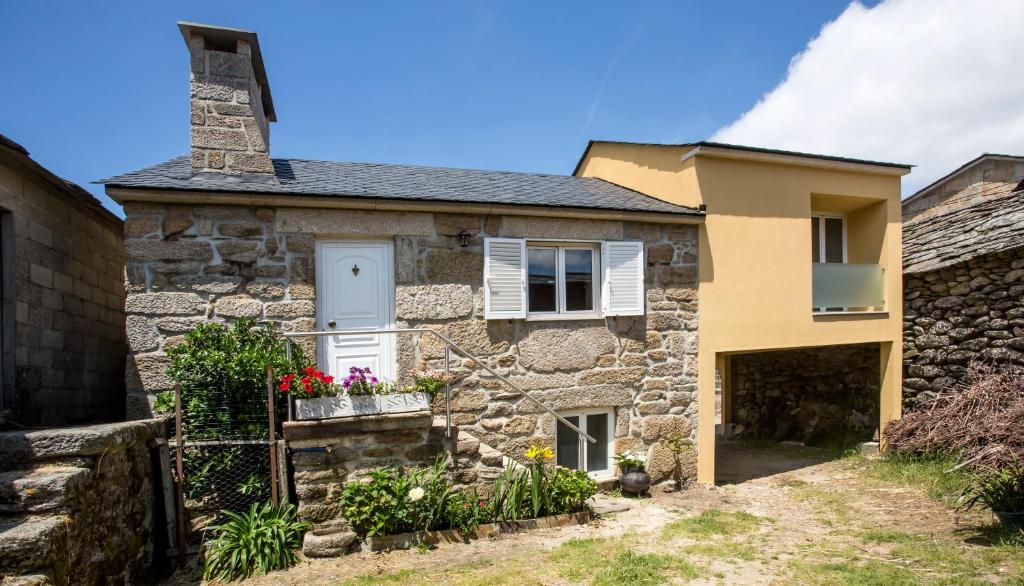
left=0, top=516, right=67, bottom=577
left=0, top=421, right=161, bottom=472
left=1, top=573, right=54, bottom=586
left=0, top=467, right=90, bottom=514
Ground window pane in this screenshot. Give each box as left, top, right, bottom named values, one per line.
left=556, top=416, right=580, bottom=470
left=564, top=249, right=594, bottom=311
left=528, top=248, right=557, bottom=313
left=824, top=218, right=844, bottom=263
left=811, top=218, right=820, bottom=263
left=585, top=413, right=609, bottom=472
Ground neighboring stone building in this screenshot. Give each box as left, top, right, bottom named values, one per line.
left=0, top=134, right=126, bottom=426
left=101, top=20, right=908, bottom=515
left=903, top=155, right=1024, bottom=405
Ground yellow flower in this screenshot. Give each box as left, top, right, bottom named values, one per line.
left=525, top=445, right=554, bottom=460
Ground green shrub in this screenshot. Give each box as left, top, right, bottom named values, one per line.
left=960, top=464, right=1024, bottom=513
left=166, top=317, right=306, bottom=439
left=203, top=501, right=310, bottom=581
left=338, top=457, right=468, bottom=538
left=550, top=468, right=598, bottom=514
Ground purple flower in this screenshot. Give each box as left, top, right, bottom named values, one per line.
left=371, top=377, right=379, bottom=385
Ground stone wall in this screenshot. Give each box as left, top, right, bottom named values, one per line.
left=0, top=420, right=165, bottom=584
left=729, top=344, right=880, bottom=445
left=0, top=147, right=126, bottom=426
left=902, top=246, right=1024, bottom=406
left=122, top=204, right=700, bottom=482
left=902, top=157, right=1024, bottom=223
left=282, top=412, right=494, bottom=556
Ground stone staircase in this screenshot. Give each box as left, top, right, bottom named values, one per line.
left=435, top=417, right=508, bottom=485
left=0, top=421, right=162, bottom=585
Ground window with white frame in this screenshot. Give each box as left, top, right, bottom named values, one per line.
left=555, top=409, right=614, bottom=478
left=527, top=244, right=599, bottom=316
left=483, top=238, right=644, bottom=320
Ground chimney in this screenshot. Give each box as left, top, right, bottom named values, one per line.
left=179, top=22, right=277, bottom=179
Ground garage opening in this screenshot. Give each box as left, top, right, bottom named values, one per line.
left=717, top=343, right=881, bottom=483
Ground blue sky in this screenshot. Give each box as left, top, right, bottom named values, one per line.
left=0, top=0, right=940, bottom=217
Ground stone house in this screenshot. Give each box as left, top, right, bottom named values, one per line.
left=0, top=134, right=125, bottom=426
left=102, top=23, right=908, bottom=491
left=902, top=154, right=1024, bottom=405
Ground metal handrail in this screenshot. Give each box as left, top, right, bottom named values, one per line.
left=281, top=328, right=596, bottom=445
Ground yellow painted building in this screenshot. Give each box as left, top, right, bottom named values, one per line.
left=575, top=141, right=910, bottom=483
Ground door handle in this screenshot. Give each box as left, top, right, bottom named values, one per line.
left=327, top=320, right=336, bottom=328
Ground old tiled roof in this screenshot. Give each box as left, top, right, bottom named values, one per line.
left=99, top=155, right=701, bottom=216
left=903, top=186, right=1024, bottom=274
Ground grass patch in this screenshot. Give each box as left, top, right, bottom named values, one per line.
left=551, top=537, right=700, bottom=584
left=343, top=569, right=420, bottom=585
left=861, top=453, right=970, bottom=505
left=661, top=509, right=769, bottom=539
left=858, top=528, right=919, bottom=545
left=790, top=485, right=853, bottom=522
left=682, top=541, right=757, bottom=562
left=787, top=557, right=921, bottom=585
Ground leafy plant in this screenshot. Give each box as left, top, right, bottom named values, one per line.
left=959, top=464, right=1024, bottom=513
left=152, top=390, right=175, bottom=414
left=550, top=468, right=598, bottom=513
left=343, top=366, right=396, bottom=395
left=202, top=501, right=310, bottom=581
left=613, top=450, right=646, bottom=472
left=491, top=461, right=532, bottom=522
left=277, top=366, right=341, bottom=398
left=408, top=369, right=455, bottom=398
left=338, top=457, right=470, bottom=538
left=166, top=317, right=306, bottom=440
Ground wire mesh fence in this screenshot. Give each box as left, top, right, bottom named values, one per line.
left=172, top=375, right=280, bottom=539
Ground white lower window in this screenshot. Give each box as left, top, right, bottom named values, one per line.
left=555, top=408, right=614, bottom=478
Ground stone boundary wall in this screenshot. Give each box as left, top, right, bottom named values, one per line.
left=0, top=420, right=165, bottom=583
left=903, top=246, right=1024, bottom=406
left=122, top=204, right=700, bottom=482
left=283, top=413, right=477, bottom=521
left=730, top=344, right=880, bottom=444
left=0, top=155, right=126, bottom=426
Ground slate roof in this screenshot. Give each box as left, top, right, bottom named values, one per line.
left=903, top=185, right=1024, bottom=274
left=99, top=156, right=702, bottom=216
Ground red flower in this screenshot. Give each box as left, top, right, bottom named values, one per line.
left=304, top=367, right=315, bottom=375
left=324, top=375, right=334, bottom=384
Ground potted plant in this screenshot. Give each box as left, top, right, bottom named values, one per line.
left=290, top=367, right=451, bottom=420
left=959, top=464, right=1024, bottom=534
left=614, top=450, right=650, bottom=496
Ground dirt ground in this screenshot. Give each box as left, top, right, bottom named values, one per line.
left=183, top=442, right=1023, bottom=585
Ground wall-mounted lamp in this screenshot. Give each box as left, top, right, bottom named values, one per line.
left=456, top=230, right=471, bottom=247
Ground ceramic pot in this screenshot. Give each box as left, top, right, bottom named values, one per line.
left=995, top=511, right=1024, bottom=534
left=619, top=468, right=651, bottom=495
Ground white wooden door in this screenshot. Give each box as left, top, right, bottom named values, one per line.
left=316, top=241, right=395, bottom=381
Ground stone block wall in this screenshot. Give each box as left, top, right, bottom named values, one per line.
left=0, top=420, right=165, bottom=583
left=0, top=154, right=125, bottom=426
left=902, top=246, right=1024, bottom=406
left=729, top=343, right=880, bottom=445
left=283, top=413, right=486, bottom=525
left=122, top=203, right=700, bottom=482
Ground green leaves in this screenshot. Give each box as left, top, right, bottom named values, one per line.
left=959, top=464, right=1024, bottom=513
left=202, top=501, right=310, bottom=581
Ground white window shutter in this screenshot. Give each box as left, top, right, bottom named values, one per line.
left=484, top=238, right=527, bottom=319
left=601, top=241, right=645, bottom=316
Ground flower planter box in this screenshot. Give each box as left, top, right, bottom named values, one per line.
left=294, top=392, right=431, bottom=421
left=362, top=511, right=593, bottom=552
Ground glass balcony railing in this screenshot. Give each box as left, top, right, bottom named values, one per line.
left=812, top=263, right=885, bottom=311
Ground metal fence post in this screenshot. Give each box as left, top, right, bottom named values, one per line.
left=266, top=364, right=279, bottom=505
left=444, top=346, right=452, bottom=439
left=173, top=383, right=187, bottom=563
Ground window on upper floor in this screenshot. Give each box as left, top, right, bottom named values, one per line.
left=811, top=215, right=846, bottom=264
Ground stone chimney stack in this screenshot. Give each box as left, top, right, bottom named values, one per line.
left=179, top=22, right=277, bottom=178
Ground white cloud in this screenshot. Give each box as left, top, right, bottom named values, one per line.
left=712, top=0, right=1024, bottom=195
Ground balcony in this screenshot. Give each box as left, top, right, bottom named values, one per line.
left=812, top=263, right=885, bottom=312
